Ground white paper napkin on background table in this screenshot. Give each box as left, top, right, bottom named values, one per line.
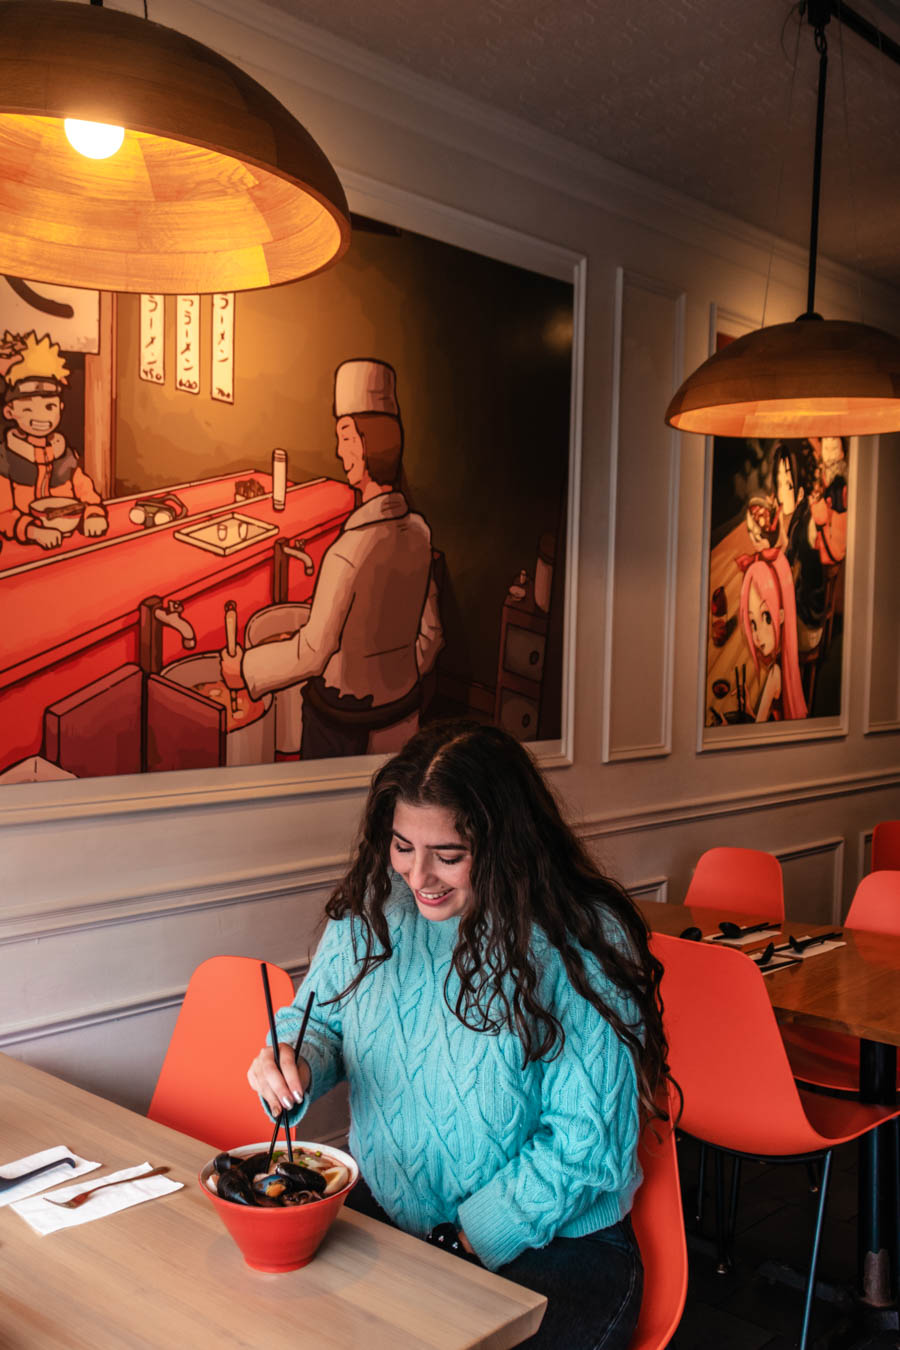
left=11, top=1162, right=184, bottom=1235
left=706, top=928, right=782, bottom=946
left=0, top=1146, right=99, bottom=1207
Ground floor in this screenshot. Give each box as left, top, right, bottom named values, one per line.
left=669, top=1136, right=899, bottom=1350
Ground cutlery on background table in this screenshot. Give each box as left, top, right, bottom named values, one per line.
left=43, top=1166, right=171, bottom=1209
left=714, top=920, right=780, bottom=940
left=787, top=931, right=843, bottom=954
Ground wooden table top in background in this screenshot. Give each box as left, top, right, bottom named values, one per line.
left=639, top=900, right=900, bottom=1047
left=0, top=1054, right=545, bottom=1350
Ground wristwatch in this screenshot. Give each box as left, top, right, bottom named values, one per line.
left=426, top=1222, right=470, bottom=1258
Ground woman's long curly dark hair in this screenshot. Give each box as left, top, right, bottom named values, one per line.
left=326, top=719, right=674, bottom=1125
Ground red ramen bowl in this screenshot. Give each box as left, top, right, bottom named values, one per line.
left=199, top=1140, right=358, bottom=1273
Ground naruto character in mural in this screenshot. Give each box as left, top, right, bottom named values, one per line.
left=0, top=332, right=107, bottom=549
left=220, top=358, right=443, bottom=759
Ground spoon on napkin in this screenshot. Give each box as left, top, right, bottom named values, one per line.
left=43, top=1166, right=171, bottom=1209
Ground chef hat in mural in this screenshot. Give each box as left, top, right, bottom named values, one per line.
left=334, top=359, right=400, bottom=419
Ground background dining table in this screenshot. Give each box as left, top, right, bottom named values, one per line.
left=0, top=1052, right=546, bottom=1350
left=639, top=899, right=900, bottom=1321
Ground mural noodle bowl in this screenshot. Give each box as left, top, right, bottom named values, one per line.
left=160, top=653, right=275, bottom=766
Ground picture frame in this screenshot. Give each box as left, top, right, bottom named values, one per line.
left=697, top=302, right=855, bottom=752
left=0, top=175, right=586, bottom=828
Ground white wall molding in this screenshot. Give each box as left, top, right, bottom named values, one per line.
left=0, top=958, right=310, bottom=1049
left=5, top=766, right=898, bottom=947
left=603, top=270, right=683, bottom=761
left=142, top=0, right=900, bottom=320
left=578, top=765, right=900, bottom=841
left=627, top=877, right=669, bottom=905
left=0, top=863, right=342, bottom=945
left=773, top=836, right=845, bottom=927
left=858, top=828, right=874, bottom=882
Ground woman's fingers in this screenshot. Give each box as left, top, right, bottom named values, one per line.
left=278, top=1047, right=312, bottom=1104
left=248, top=1044, right=294, bottom=1115
left=247, top=1045, right=313, bottom=1116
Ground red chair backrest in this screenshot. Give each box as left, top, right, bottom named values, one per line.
left=846, top=870, right=900, bottom=936
left=684, top=847, right=784, bottom=920
left=148, top=956, right=296, bottom=1150
left=651, top=932, right=819, bottom=1157
left=628, top=1105, right=687, bottom=1350
left=872, top=822, right=900, bottom=873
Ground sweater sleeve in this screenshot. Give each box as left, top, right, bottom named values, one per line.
left=264, top=918, right=350, bottom=1126
left=456, top=954, right=642, bottom=1270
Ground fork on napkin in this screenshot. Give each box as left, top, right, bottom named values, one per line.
left=11, top=1163, right=183, bottom=1235
left=0, top=1147, right=99, bottom=1207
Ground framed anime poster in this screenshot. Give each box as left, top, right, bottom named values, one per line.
left=0, top=191, right=581, bottom=797
left=698, top=306, right=854, bottom=750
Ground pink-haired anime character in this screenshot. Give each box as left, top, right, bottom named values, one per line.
left=738, top=549, right=807, bottom=722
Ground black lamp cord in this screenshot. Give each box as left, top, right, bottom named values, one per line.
left=802, top=0, right=831, bottom=320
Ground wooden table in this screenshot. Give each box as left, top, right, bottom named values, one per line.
left=640, top=901, right=900, bottom=1316
left=0, top=1054, right=546, bottom=1350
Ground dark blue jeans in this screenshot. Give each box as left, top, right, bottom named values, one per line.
left=344, top=1176, right=643, bottom=1350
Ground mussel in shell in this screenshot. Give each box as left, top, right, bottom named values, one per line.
left=275, top=1161, right=327, bottom=1194
left=237, top=1152, right=272, bottom=1180
left=206, top=1146, right=350, bottom=1206
left=215, top=1167, right=255, bottom=1206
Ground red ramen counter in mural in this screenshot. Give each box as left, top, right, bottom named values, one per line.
left=0, top=474, right=354, bottom=780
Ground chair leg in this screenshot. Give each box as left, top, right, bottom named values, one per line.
left=806, top=1161, right=820, bottom=1193
left=799, top=1150, right=832, bottom=1350
left=714, top=1148, right=729, bottom=1274
left=695, top=1141, right=707, bottom=1227
left=727, top=1155, right=742, bottom=1262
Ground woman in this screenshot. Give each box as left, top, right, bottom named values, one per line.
left=249, top=720, right=672, bottom=1348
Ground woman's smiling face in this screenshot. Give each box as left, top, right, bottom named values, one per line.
left=390, top=800, right=474, bottom=921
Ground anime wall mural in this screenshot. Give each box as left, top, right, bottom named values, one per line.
left=0, top=220, right=573, bottom=784
left=704, top=429, right=849, bottom=731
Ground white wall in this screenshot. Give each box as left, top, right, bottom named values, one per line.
left=2, top=0, right=899, bottom=1136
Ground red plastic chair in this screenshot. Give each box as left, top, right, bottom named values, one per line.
left=628, top=1101, right=688, bottom=1350
left=651, top=931, right=900, bottom=1350
left=148, top=956, right=296, bottom=1150
left=684, top=846, right=784, bottom=921
left=683, top=846, right=784, bottom=1227
left=872, top=821, right=900, bottom=872
left=783, top=872, right=900, bottom=1094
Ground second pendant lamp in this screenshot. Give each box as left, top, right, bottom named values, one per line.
left=665, top=0, right=900, bottom=439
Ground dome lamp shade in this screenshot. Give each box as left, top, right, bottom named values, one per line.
left=665, top=1, right=900, bottom=439
left=0, top=0, right=351, bottom=293
left=665, top=316, right=900, bottom=438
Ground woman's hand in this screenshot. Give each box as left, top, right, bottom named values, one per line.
left=248, top=1043, right=312, bottom=1116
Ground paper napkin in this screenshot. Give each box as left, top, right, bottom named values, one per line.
left=706, top=928, right=781, bottom=946
left=0, top=1146, right=100, bottom=1208
left=787, top=937, right=846, bottom=959
left=11, top=1162, right=184, bottom=1235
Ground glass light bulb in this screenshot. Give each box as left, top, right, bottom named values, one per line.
left=64, top=119, right=125, bottom=160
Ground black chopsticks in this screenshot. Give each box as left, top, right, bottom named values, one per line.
left=260, top=963, right=315, bottom=1172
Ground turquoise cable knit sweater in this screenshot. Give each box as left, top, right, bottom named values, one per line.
left=272, top=874, right=642, bottom=1272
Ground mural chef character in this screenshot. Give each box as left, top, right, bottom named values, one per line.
left=0, top=333, right=108, bottom=549
left=221, top=358, right=443, bottom=759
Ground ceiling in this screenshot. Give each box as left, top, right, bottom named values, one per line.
left=266, top=0, right=900, bottom=292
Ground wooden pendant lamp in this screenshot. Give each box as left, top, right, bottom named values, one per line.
left=665, top=1, right=900, bottom=438
left=0, top=0, right=351, bottom=293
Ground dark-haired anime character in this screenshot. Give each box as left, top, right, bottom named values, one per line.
left=772, top=440, right=825, bottom=651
